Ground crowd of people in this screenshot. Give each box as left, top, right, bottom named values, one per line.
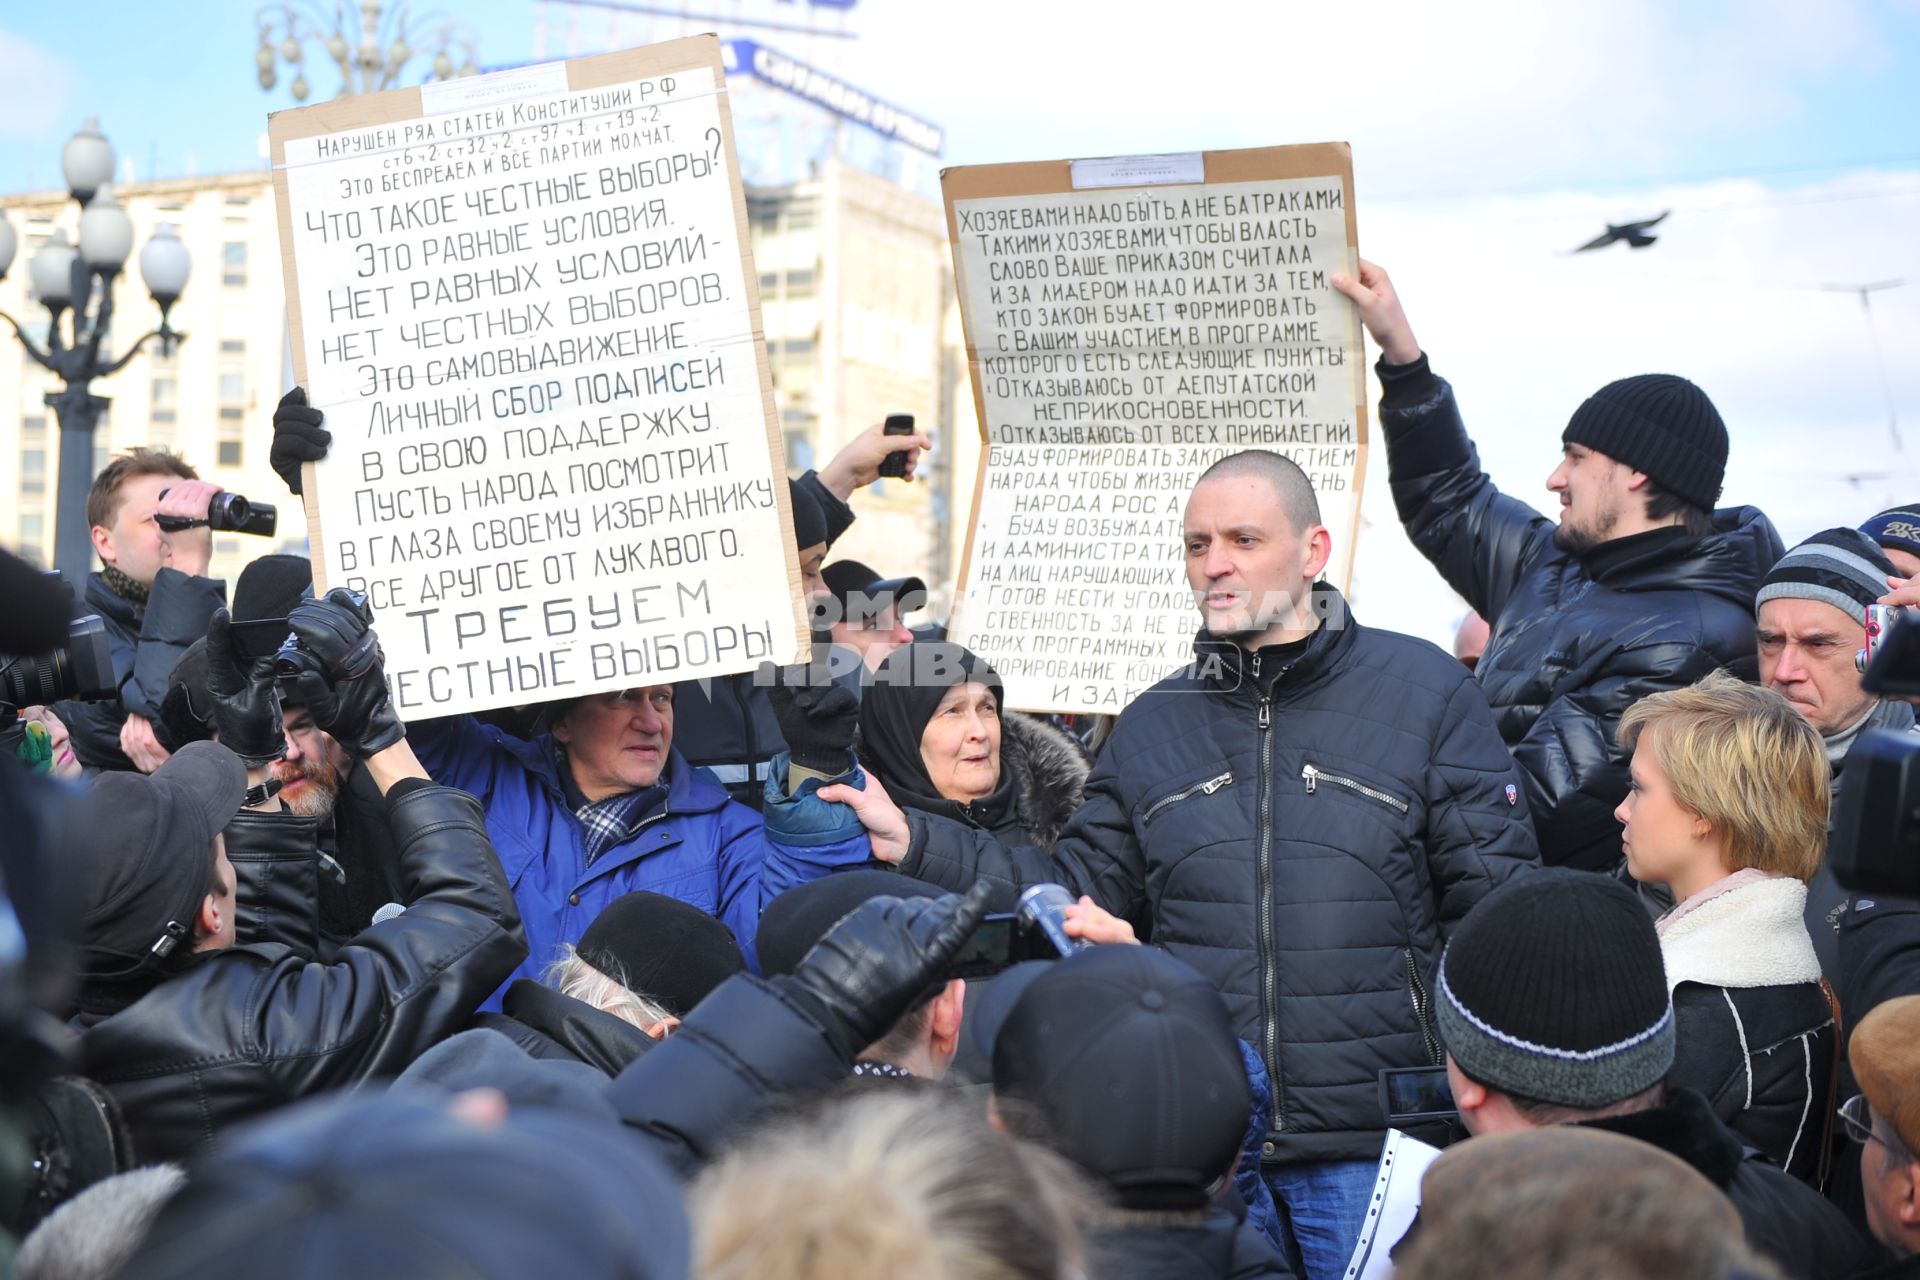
left=2, top=256, right=1918, bottom=1280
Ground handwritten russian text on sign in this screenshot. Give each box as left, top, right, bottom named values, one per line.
left=944, top=146, right=1365, bottom=714
left=271, top=38, right=802, bottom=719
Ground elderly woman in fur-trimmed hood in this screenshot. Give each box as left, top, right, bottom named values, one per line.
left=854, top=644, right=1089, bottom=859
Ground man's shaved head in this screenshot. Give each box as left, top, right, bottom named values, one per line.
left=1195, top=450, right=1322, bottom=532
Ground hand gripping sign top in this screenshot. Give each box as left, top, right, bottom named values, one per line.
left=942, top=144, right=1367, bottom=715
left=269, top=35, right=806, bottom=719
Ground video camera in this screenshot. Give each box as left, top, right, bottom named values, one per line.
left=945, top=883, right=1095, bottom=980
left=154, top=489, right=277, bottom=538
left=1831, top=608, right=1920, bottom=895
left=0, top=615, right=115, bottom=737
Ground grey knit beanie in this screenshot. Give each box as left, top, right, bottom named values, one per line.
left=1755, top=527, right=1894, bottom=627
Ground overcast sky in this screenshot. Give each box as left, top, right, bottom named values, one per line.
left=3, top=0, right=1917, bottom=645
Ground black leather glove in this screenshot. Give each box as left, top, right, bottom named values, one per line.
left=279, top=588, right=404, bottom=758
left=205, top=610, right=286, bottom=767
left=761, top=660, right=859, bottom=775
left=270, top=387, right=330, bottom=496
left=778, top=879, right=993, bottom=1059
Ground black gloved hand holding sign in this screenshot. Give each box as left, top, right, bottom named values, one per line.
left=270, top=387, right=330, bottom=496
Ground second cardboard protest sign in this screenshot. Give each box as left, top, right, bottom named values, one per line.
left=269, top=35, right=804, bottom=719
left=944, top=144, right=1368, bottom=714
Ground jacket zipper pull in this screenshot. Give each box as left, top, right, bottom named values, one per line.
left=1203, top=774, right=1230, bottom=795
left=1258, top=699, right=1271, bottom=730
left=1302, top=763, right=1317, bottom=793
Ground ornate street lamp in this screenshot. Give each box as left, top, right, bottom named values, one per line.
left=254, top=2, right=480, bottom=102
left=0, top=118, right=191, bottom=581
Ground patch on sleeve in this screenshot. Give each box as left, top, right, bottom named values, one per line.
left=1505, top=784, right=1518, bottom=806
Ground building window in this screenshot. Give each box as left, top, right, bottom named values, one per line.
left=152, top=377, right=176, bottom=407
left=152, top=409, right=176, bottom=424
left=21, top=449, right=45, bottom=477
left=222, top=241, right=247, bottom=287
left=219, top=406, right=245, bottom=422
left=22, top=479, right=44, bottom=496
left=21, top=415, right=46, bottom=436
left=19, top=515, right=43, bottom=545
left=217, top=440, right=242, bottom=466
left=219, top=371, right=247, bottom=403
left=220, top=339, right=246, bottom=354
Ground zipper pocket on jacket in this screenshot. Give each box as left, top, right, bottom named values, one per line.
left=1301, top=763, right=1409, bottom=814
left=1142, top=770, right=1234, bottom=824
left=1405, top=948, right=1442, bottom=1064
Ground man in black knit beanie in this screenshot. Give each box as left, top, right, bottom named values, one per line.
left=1433, top=869, right=1876, bottom=1280
left=1333, top=263, right=1785, bottom=875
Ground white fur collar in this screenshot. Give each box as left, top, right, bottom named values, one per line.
left=1659, top=875, right=1822, bottom=991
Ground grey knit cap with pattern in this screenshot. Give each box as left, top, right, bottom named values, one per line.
left=1755, top=527, right=1895, bottom=627
left=1436, top=869, right=1674, bottom=1109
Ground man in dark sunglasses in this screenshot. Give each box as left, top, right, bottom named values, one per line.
left=1847, top=994, right=1920, bottom=1275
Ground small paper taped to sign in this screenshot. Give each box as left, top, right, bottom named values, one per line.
left=419, top=59, right=570, bottom=115
left=1068, top=151, right=1204, bottom=189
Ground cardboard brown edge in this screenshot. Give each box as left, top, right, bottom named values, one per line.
left=266, top=34, right=808, bottom=666
left=939, top=142, right=1366, bottom=712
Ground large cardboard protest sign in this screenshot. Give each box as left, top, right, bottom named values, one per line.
left=943, top=144, right=1366, bottom=714
left=269, top=36, right=803, bottom=719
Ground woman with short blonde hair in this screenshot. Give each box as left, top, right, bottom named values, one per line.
left=1615, top=671, right=1836, bottom=1184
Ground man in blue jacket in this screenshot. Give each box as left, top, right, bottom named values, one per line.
left=411, top=673, right=871, bottom=1003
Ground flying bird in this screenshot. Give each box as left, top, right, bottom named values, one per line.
left=1571, top=211, right=1670, bottom=252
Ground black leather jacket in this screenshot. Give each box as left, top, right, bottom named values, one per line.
left=226, top=808, right=321, bottom=956
left=79, top=783, right=526, bottom=1163
left=899, top=594, right=1539, bottom=1162
left=1380, top=356, right=1783, bottom=870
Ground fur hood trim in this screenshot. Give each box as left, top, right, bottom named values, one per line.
left=1660, top=876, right=1822, bottom=992
left=998, top=713, right=1089, bottom=855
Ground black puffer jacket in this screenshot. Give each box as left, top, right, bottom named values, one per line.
left=1379, top=357, right=1783, bottom=871
left=79, top=783, right=526, bottom=1163
left=898, top=593, right=1539, bottom=1162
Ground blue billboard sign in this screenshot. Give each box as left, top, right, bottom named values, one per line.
left=722, top=38, right=944, bottom=156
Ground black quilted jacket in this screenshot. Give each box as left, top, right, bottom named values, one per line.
left=900, top=593, right=1539, bottom=1163
left=1379, top=357, right=1784, bottom=871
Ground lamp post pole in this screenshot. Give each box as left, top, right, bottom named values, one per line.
left=253, top=1, right=480, bottom=102
left=0, top=118, right=192, bottom=583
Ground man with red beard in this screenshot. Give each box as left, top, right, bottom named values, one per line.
left=272, top=702, right=351, bottom=819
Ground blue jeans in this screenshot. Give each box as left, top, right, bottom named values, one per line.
left=1262, top=1158, right=1378, bottom=1280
